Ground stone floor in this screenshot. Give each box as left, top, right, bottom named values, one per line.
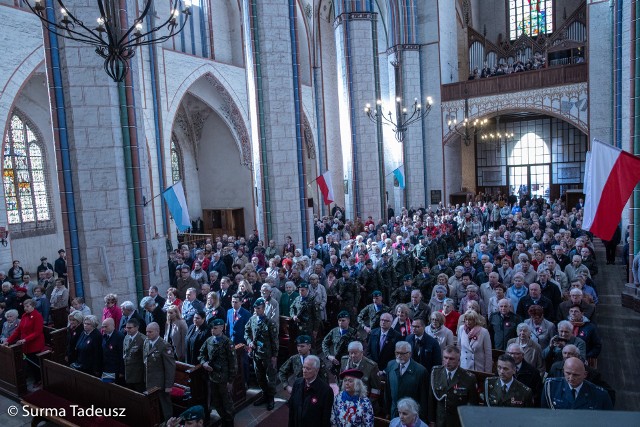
left=1, top=239, right=639, bottom=427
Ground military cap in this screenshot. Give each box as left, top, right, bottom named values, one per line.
left=40, top=256, right=47, bottom=261
left=298, top=282, right=309, bottom=289
left=339, top=369, right=364, bottom=379
left=253, top=297, right=266, bottom=307
left=341, top=267, right=350, bottom=274
left=437, top=255, right=445, bottom=261
left=179, top=405, right=204, bottom=421
left=403, top=274, right=413, bottom=281
left=382, top=252, right=390, bottom=257
left=421, top=261, right=430, bottom=268
left=418, top=235, right=425, bottom=240
left=364, top=259, right=373, bottom=265
left=372, top=290, right=382, bottom=297
left=337, top=310, right=350, bottom=319
left=210, top=318, right=224, bottom=327
left=296, top=335, right=312, bottom=344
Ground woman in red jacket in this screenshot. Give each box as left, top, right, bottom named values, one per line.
left=5, top=299, right=45, bottom=385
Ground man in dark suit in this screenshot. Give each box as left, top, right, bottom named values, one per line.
left=288, top=355, right=333, bottom=427
left=141, top=296, right=167, bottom=336
left=119, top=301, right=146, bottom=334
left=149, top=286, right=166, bottom=309
left=208, top=252, right=228, bottom=278
left=368, top=312, right=402, bottom=370
left=384, top=341, right=429, bottom=420
left=484, top=354, right=533, bottom=407
left=405, top=318, right=441, bottom=383
left=516, top=282, right=554, bottom=321
left=429, top=345, right=479, bottom=427
left=227, top=294, right=251, bottom=386
left=218, top=277, right=234, bottom=312
left=101, top=317, right=124, bottom=384
left=542, top=357, right=613, bottom=410
left=123, top=318, right=146, bottom=392
left=508, top=343, right=543, bottom=406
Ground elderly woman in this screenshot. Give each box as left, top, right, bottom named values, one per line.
left=32, top=286, right=50, bottom=324
left=440, top=298, right=460, bottom=336
left=204, top=292, right=225, bottom=324
left=165, top=305, right=188, bottom=362
left=73, top=314, right=103, bottom=376
left=66, top=310, right=84, bottom=364
left=237, top=281, right=254, bottom=311
left=102, top=293, right=122, bottom=330
left=487, top=283, right=507, bottom=316
left=391, top=304, right=412, bottom=337
left=459, top=284, right=484, bottom=315
left=497, top=258, right=514, bottom=287
left=426, top=311, right=455, bottom=351
left=458, top=300, right=486, bottom=329
left=3, top=299, right=45, bottom=385
left=457, top=309, right=492, bottom=373
left=164, top=287, right=183, bottom=312
left=185, top=310, right=210, bottom=365
left=429, top=284, right=448, bottom=313
left=524, top=304, right=556, bottom=350
left=0, top=309, right=20, bottom=344
left=390, top=397, right=426, bottom=427
left=50, top=278, right=69, bottom=328
left=506, top=273, right=528, bottom=313
left=330, top=369, right=374, bottom=427
left=279, top=281, right=299, bottom=317
left=507, top=323, right=545, bottom=374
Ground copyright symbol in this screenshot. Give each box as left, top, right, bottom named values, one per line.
left=7, top=405, right=18, bottom=416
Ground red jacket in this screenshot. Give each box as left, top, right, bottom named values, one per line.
left=8, top=309, right=45, bottom=354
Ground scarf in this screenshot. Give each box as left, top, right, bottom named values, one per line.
left=464, top=325, right=482, bottom=341
left=340, top=390, right=360, bottom=404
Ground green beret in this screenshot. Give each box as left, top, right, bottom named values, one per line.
left=296, top=335, right=312, bottom=344
left=253, top=297, right=266, bottom=307
left=403, top=274, right=413, bottom=281
left=337, top=310, right=350, bottom=319
left=298, top=282, right=309, bottom=289
left=179, top=405, right=204, bottom=421
left=210, top=318, right=224, bottom=327
left=372, top=290, right=382, bottom=297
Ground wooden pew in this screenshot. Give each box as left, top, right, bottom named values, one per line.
left=172, top=362, right=210, bottom=420
left=42, top=326, right=67, bottom=364
left=278, top=315, right=297, bottom=364
left=231, top=344, right=248, bottom=409
left=0, top=343, right=27, bottom=398
left=21, top=359, right=163, bottom=427
left=467, top=369, right=495, bottom=405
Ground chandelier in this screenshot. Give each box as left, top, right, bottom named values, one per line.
left=25, top=0, right=192, bottom=82
left=364, top=96, right=433, bottom=143
left=480, top=116, right=514, bottom=148
left=447, top=115, right=488, bottom=146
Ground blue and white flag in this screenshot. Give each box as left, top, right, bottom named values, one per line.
left=393, top=166, right=405, bottom=189
left=162, top=181, right=190, bottom=232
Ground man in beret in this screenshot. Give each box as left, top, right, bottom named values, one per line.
left=245, top=297, right=279, bottom=410
left=336, top=267, right=360, bottom=324
left=290, top=282, right=320, bottom=341
left=432, top=255, right=453, bottom=278
left=414, top=263, right=436, bottom=300
left=199, top=318, right=236, bottom=426
left=279, top=334, right=327, bottom=393
left=357, top=290, right=390, bottom=336
left=390, top=275, right=414, bottom=308
left=164, top=405, right=205, bottom=427
left=322, top=310, right=357, bottom=378
left=358, top=259, right=383, bottom=308
left=377, top=252, right=396, bottom=303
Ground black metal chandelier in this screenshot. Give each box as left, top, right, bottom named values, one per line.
left=25, top=0, right=191, bottom=82
left=364, top=96, right=433, bottom=143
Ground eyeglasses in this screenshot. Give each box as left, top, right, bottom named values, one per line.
left=395, top=351, right=410, bottom=355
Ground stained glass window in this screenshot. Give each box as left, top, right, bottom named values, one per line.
left=509, top=0, right=553, bottom=40
left=3, top=113, right=51, bottom=225
left=170, top=136, right=183, bottom=184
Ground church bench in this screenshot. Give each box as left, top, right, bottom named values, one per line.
left=467, top=369, right=495, bottom=406
left=21, top=359, right=163, bottom=427
left=42, top=326, right=67, bottom=364
left=374, top=417, right=391, bottom=427
left=0, top=343, right=27, bottom=398
left=172, top=362, right=210, bottom=419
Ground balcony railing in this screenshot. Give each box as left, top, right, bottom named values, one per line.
left=441, top=63, right=588, bottom=102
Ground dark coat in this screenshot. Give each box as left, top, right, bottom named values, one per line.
left=119, top=309, right=147, bottom=334
left=101, top=330, right=125, bottom=377
left=516, top=295, right=555, bottom=321
left=405, top=333, right=442, bottom=379
left=385, top=359, right=429, bottom=420
left=429, top=365, right=479, bottom=427
left=185, top=323, right=210, bottom=365
left=75, top=328, right=103, bottom=376
left=542, top=378, right=613, bottom=410
left=288, top=376, right=333, bottom=427
left=368, top=327, right=403, bottom=371
left=515, top=359, right=543, bottom=407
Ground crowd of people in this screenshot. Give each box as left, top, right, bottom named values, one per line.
left=468, top=53, right=547, bottom=80
left=0, top=193, right=619, bottom=426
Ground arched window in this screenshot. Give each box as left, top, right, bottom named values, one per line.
left=3, top=112, right=53, bottom=231
left=170, top=135, right=183, bottom=184
left=509, top=0, right=553, bottom=40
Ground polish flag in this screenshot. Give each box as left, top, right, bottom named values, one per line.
left=316, top=171, right=334, bottom=205
left=583, top=139, right=640, bottom=240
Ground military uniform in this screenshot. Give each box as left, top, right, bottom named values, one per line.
left=429, top=365, right=479, bottom=427
left=198, top=333, right=237, bottom=426
left=143, top=337, right=176, bottom=420
left=414, top=273, right=436, bottom=300
left=359, top=266, right=384, bottom=300
left=393, top=253, right=414, bottom=285
left=336, top=276, right=361, bottom=323
left=390, top=285, right=413, bottom=308
left=321, top=326, right=357, bottom=375
left=357, top=303, right=390, bottom=331
left=542, top=378, right=613, bottom=410
left=278, top=353, right=328, bottom=388
left=123, top=331, right=146, bottom=392
left=339, top=355, right=382, bottom=397
left=484, top=377, right=533, bottom=407
left=378, top=260, right=396, bottom=302
left=289, top=294, right=319, bottom=337
left=244, top=314, right=279, bottom=403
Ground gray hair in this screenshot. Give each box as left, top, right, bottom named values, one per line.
left=285, top=281, right=295, bottom=290
left=83, top=315, right=99, bottom=328
left=397, top=397, right=420, bottom=416
left=140, top=296, right=155, bottom=309
left=120, top=301, right=135, bottom=311
left=557, top=320, right=573, bottom=331
left=396, top=341, right=412, bottom=353
left=5, top=309, right=18, bottom=319
left=443, top=298, right=455, bottom=307
left=348, top=341, right=363, bottom=352
left=342, top=377, right=368, bottom=399
left=305, top=354, right=320, bottom=369
left=516, top=323, right=531, bottom=334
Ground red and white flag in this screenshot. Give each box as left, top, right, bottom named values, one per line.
left=583, top=139, right=640, bottom=240
left=316, top=171, right=334, bottom=205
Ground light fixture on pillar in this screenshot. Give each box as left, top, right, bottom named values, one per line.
left=25, top=0, right=192, bottom=82
left=364, top=96, right=433, bottom=143
left=480, top=115, right=514, bottom=148
left=446, top=97, right=488, bottom=146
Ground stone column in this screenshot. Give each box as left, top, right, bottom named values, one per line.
left=334, top=8, right=383, bottom=220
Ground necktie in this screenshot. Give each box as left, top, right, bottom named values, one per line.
left=502, top=384, right=508, bottom=395
left=400, top=363, right=406, bottom=375
left=379, top=333, right=386, bottom=349
left=447, top=372, right=453, bottom=385
left=234, top=310, right=239, bottom=322
left=120, top=316, right=128, bottom=330
left=572, top=388, right=577, bottom=400
left=415, top=338, right=421, bottom=356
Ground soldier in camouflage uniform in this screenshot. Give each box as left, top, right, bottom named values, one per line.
left=390, top=275, right=414, bottom=308
left=432, top=255, right=454, bottom=278
left=322, top=310, right=358, bottom=377
left=336, top=267, right=360, bottom=324
left=199, top=318, right=237, bottom=426
left=244, top=298, right=279, bottom=410
left=394, top=246, right=414, bottom=287
left=377, top=253, right=396, bottom=303
left=289, top=282, right=319, bottom=341
left=358, top=259, right=383, bottom=308
left=414, top=262, right=436, bottom=300
left=357, top=290, right=390, bottom=335
left=278, top=335, right=327, bottom=393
